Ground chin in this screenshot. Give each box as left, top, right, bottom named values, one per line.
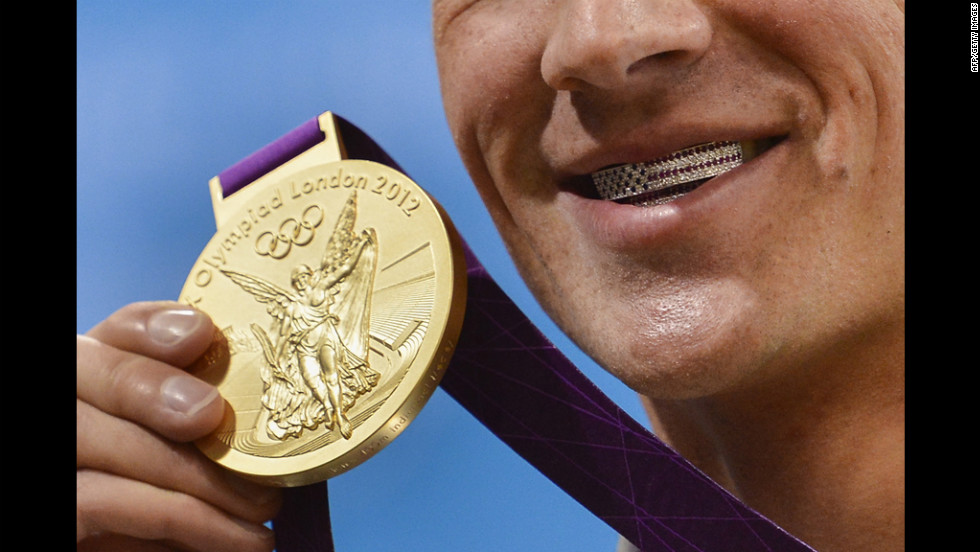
left=559, top=284, right=779, bottom=401
left=599, top=335, right=769, bottom=401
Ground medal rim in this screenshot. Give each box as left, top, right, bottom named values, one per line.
left=182, top=159, right=467, bottom=486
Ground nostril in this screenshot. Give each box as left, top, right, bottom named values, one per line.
left=626, top=50, right=693, bottom=76
left=541, top=3, right=712, bottom=92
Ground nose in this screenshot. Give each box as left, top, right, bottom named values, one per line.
left=541, top=0, right=712, bottom=92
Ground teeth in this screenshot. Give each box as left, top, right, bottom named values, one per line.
left=740, top=140, right=761, bottom=163
left=592, top=141, right=744, bottom=205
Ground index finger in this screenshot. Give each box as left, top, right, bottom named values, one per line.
left=86, top=301, right=219, bottom=368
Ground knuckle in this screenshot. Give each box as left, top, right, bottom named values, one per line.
left=78, top=335, right=169, bottom=426
left=102, top=354, right=158, bottom=415
left=97, top=301, right=157, bottom=337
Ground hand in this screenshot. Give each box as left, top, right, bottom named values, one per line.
left=77, top=301, right=282, bottom=552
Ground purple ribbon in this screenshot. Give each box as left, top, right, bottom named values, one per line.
left=439, top=244, right=813, bottom=551
left=218, top=117, right=326, bottom=198
left=224, top=115, right=814, bottom=552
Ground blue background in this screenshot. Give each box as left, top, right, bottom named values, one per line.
left=77, top=3, right=649, bottom=550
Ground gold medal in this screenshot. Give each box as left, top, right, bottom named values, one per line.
left=179, top=114, right=467, bottom=486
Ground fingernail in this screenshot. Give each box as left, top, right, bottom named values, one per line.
left=161, top=374, right=219, bottom=417
left=237, top=517, right=276, bottom=542
left=225, top=471, right=281, bottom=506
left=147, top=307, right=207, bottom=345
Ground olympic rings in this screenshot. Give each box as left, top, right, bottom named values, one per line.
left=254, top=205, right=325, bottom=259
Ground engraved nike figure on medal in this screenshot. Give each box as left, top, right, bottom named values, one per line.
left=221, top=192, right=378, bottom=443
left=180, top=113, right=466, bottom=487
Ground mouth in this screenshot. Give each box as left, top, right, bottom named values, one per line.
left=588, top=137, right=785, bottom=206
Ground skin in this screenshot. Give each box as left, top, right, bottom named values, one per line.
left=433, top=1, right=904, bottom=551
left=77, top=302, right=282, bottom=552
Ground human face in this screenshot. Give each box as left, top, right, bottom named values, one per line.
left=293, top=270, right=312, bottom=292
left=433, top=0, right=905, bottom=398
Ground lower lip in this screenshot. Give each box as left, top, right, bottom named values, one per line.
left=557, top=142, right=785, bottom=251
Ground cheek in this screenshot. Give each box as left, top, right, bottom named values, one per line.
left=436, top=6, right=554, bottom=169
left=717, top=0, right=904, bottom=273
left=436, top=23, right=572, bottom=308
left=437, top=21, right=564, bottom=279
